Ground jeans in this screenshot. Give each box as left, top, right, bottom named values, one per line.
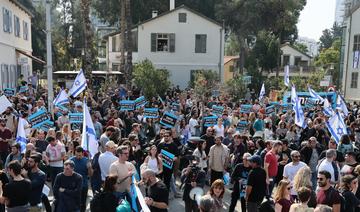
left=247, top=201, right=261, bottom=212
left=80, top=187, right=88, bottom=212
left=170, top=174, right=177, bottom=194
left=311, top=171, right=317, bottom=190
left=49, top=166, right=63, bottom=187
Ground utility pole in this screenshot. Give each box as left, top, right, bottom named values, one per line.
left=45, top=0, right=53, bottom=113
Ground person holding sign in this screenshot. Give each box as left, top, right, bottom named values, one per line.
left=157, top=131, right=180, bottom=190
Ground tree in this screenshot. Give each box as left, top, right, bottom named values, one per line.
left=225, top=33, right=240, bottom=56
left=193, top=70, right=220, bottom=101
left=319, top=22, right=343, bottom=50
left=226, top=75, right=247, bottom=101
left=133, top=60, right=171, bottom=99
left=294, top=42, right=308, bottom=54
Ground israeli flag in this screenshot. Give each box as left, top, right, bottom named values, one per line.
left=326, top=112, right=347, bottom=143
left=336, top=94, right=349, bottom=117
left=322, top=98, right=335, bottom=117
left=69, top=69, right=87, bottom=98
left=308, top=86, right=324, bottom=103
left=284, top=65, right=290, bottom=87
left=16, top=117, right=27, bottom=153
left=81, top=100, right=99, bottom=158
left=53, top=89, right=69, bottom=105
left=291, top=85, right=306, bottom=128
left=259, top=83, right=265, bottom=101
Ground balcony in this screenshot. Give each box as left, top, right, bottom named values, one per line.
left=262, top=65, right=317, bottom=77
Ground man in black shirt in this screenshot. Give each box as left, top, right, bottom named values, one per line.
left=200, top=127, right=215, bottom=155
left=26, top=154, right=46, bottom=210
left=143, top=169, right=169, bottom=212
left=246, top=155, right=266, bottom=212
left=157, top=130, right=179, bottom=189
left=53, top=160, right=83, bottom=212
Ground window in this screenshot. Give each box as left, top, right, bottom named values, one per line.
left=151, top=33, right=175, bottom=52
left=112, top=63, right=120, bottom=71
left=23, top=21, right=28, bottom=40
left=195, top=34, right=207, bottom=53
left=351, top=72, right=358, bottom=88
left=2, top=8, right=12, bottom=33
left=283, top=55, right=290, bottom=66
left=112, top=36, right=117, bottom=52
left=14, top=15, right=20, bottom=37
left=354, top=34, right=360, bottom=51
left=179, top=13, right=187, bottom=23
left=294, top=57, right=302, bottom=66
left=132, top=31, right=138, bottom=52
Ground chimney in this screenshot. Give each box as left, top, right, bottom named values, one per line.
left=152, top=10, right=158, bottom=18
left=170, top=0, right=175, bottom=10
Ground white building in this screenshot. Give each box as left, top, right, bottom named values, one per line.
left=296, top=36, right=319, bottom=57
left=341, top=0, right=360, bottom=101
left=280, top=44, right=312, bottom=67
left=104, top=4, right=224, bottom=89
left=0, top=0, right=44, bottom=90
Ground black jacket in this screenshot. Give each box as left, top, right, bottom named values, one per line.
left=300, top=145, right=323, bottom=164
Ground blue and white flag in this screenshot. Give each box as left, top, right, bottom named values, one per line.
left=308, top=86, right=324, bottom=103
left=53, top=89, right=69, bottom=105
left=291, top=85, right=306, bottom=128
left=81, top=100, right=98, bottom=158
left=336, top=94, right=349, bottom=117
left=16, top=117, right=27, bottom=153
left=259, top=83, right=265, bottom=101
left=69, top=69, right=87, bottom=98
left=326, top=112, right=347, bottom=143
left=323, top=98, right=335, bottom=116
left=284, top=65, right=290, bottom=87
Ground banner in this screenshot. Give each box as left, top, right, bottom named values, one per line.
left=270, top=102, right=281, bottom=112
left=160, top=112, right=178, bottom=128
left=212, top=105, right=224, bottom=116
left=120, top=100, right=135, bottom=111
left=236, top=121, right=248, bottom=132
left=266, top=105, right=275, bottom=115
left=280, top=103, right=293, bottom=112
left=19, top=86, right=28, bottom=93
left=283, top=91, right=337, bottom=108
left=0, top=95, right=12, bottom=114
left=144, top=108, right=159, bottom=118
left=160, top=149, right=175, bottom=169
left=240, top=104, right=252, bottom=113
left=212, top=90, right=220, bottom=97
left=3, top=88, right=15, bottom=97
left=28, top=109, right=49, bottom=128
left=203, top=116, right=218, bottom=127
left=69, top=113, right=83, bottom=123
left=135, top=96, right=147, bottom=109
left=55, top=105, right=69, bottom=117
left=39, top=120, right=54, bottom=132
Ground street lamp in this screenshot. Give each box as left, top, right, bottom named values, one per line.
left=45, top=0, right=53, bottom=113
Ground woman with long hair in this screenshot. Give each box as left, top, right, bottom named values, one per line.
left=61, top=124, right=72, bottom=145
left=143, top=145, right=163, bottom=175
left=274, top=179, right=293, bottom=212
left=91, top=175, right=119, bottom=212
left=192, top=140, right=207, bottom=171
left=340, top=174, right=360, bottom=212
left=292, top=166, right=317, bottom=208
left=199, top=179, right=225, bottom=212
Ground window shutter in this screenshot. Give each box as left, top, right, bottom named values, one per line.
left=169, top=33, right=175, bottom=52
left=2, top=8, right=6, bottom=32
left=9, top=11, right=12, bottom=33
left=151, top=33, right=156, bottom=52
left=202, top=35, right=207, bottom=53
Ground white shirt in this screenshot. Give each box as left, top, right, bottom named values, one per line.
left=99, top=151, right=118, bottom=181
left=317, top=159, right=340, bottom=183
left=283, top=161, right=307, bottom=195
left=214, top=125, right=224, bottom=137
left=189, top=118, right=199, bottom=136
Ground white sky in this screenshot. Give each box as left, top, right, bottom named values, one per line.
left=297, top=0, right=336, bottom=41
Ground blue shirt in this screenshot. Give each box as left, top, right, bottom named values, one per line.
left=253, top=119, right=264, bottom=132
left=70, top=156, right=89, bottom=188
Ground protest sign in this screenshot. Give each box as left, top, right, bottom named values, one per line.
left=266, top=105, right=275, bottom=115
left=160, top=112, right=178, bottom=128
left=135, top=96, right=147, bottom=109
left=160, top=149, right=175, bottom=169
left=144, top=108, right=159, bottom=119
left=120, top=100, right=135, bottom=111
left=212, top=90, right=220, bottom=97
left=69, top=113, right=83, bottom=123
left=0, top=95, right=12, bottom=114
left=3, top=88, right=15, bottom=97
left=212, top=105, right=224, bottom=116
left=240, top=104, right=252, bottom=113
left=236, top=121, right=248, bottom=132
left=203, top=116, right=218, bottom=127
left=39, top=120, right=54, bottom=132
left=283, top=91, right=337, bottom=108
left=172, top=102, right=180, bottom=112
left=19, top=86, right=28, bottom=93
left=55, top=105, right=68, bottom=117
left=28, top=109, right=49, bottom=128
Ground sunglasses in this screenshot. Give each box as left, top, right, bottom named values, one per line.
left=317, top=177, right=325, bottom=181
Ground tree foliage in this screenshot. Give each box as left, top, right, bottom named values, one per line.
left=193, top=70, right=220, bottom=100
left=294, top=42, right=308, bottom=54
left=319, top=22, right=343, bottom=50
left=226, top=75, right=247, bottom=101
left=133, top=60, right=171, bottom=99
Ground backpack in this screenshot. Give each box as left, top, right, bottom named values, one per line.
left=326, top=187, right=346, bottom=212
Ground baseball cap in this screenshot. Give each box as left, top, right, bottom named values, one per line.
left=249, top=155, right=262, bottom=165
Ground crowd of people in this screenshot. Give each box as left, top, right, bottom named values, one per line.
left=1, top=78, right=360, bottom=212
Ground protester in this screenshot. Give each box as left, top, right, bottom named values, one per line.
left=208, top=135, right=229, bottom=184
left=274, top=179, right=293, bottom=212
left=316, top=170, right=341, bottom=212
left=142, top=169, right=169, bottom=212
left=246, top=155, right=266, bottom=212
left=199, top=179, right=225, bottom=212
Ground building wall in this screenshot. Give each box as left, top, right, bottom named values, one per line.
left=281, top=45, right=311, bottom=66
left=343, top=6, right=360, bottom=101
left=224, top=59, right=237, bottom=82
left=107, top=7, right=224, bottom=88
left=0, top=0, right=32, bottom=89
